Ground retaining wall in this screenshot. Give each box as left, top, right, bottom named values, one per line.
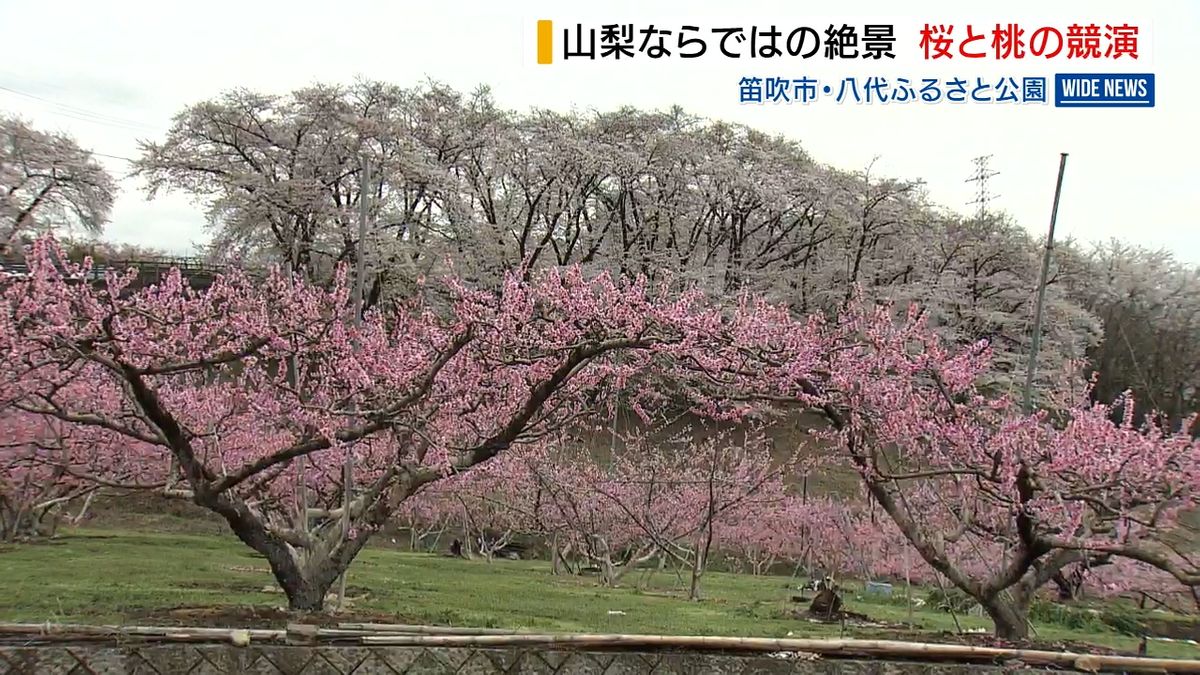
left=0, top=643, right=1065, bottom=673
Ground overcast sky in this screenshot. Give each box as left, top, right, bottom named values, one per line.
left=1, top=0, right=1195, bottom=263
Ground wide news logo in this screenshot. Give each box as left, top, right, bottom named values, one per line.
left=1054, top=73, right=1154, bottom=107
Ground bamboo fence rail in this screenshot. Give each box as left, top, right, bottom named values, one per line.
left=0, top=622, right=1197, bottom=673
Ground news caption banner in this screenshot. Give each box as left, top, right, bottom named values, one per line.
left=532, top=21, right=1155, bottom=108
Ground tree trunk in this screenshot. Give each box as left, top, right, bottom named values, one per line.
left=689, top=524, right=710, bottom=601
left=199, top=491, right=356, bottom=614
left=69, top=490, right=96, bottom=525
left=688, top=550, right=705, bottom=601
left=982, top=595, right=1031, bottom=640
left=602, top=558, right=617, bottom=587
left=1052, top=566, right=1086, bottom=601
left=282, top=576, right=334, bottom=612
left=264, top=548, right=347, bottom=613
left=41, top=506, right=62, bottom=537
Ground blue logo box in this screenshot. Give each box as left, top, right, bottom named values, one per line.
left=1054, top=73, right=1155, bottom=107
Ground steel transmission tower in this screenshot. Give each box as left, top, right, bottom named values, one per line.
left=965, top=154, right=1000, bottom=220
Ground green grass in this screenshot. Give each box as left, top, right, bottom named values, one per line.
left=1, top=527, right=1198, bottom=660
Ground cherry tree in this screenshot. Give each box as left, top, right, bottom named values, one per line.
left=135, top=79, right=1200, bottom=425
left=133, top=81, right=501, bottom=294
left=892, top=213, right=1102, bottom=402
left=1067, top=240, right=1200, bottom=430
left=1, top=116, right=117, bottom=246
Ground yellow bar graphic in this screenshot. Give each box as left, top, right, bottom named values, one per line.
left=537, top=20, right=553, bottom=64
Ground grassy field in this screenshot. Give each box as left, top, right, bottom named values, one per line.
left=1, top=527, right=1198, bottom=659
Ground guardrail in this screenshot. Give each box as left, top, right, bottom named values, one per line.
left=0, top=257, right=245, bottom=285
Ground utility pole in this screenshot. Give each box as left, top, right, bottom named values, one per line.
left=336, top=156, right=371, bottom=610
left=352, top=157, right=371, bottom=325
left=290, top=232, right=308, bottom=559
left=1023, top=153, right=1069, bottom=414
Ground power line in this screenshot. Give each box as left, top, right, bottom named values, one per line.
left=0, top=84, right=151, bottom=163
left=3, top=129, right=136, bottom=163
left=89, top=151, right=135, bottom=163
left=0, top=84, right=159, bottom=133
